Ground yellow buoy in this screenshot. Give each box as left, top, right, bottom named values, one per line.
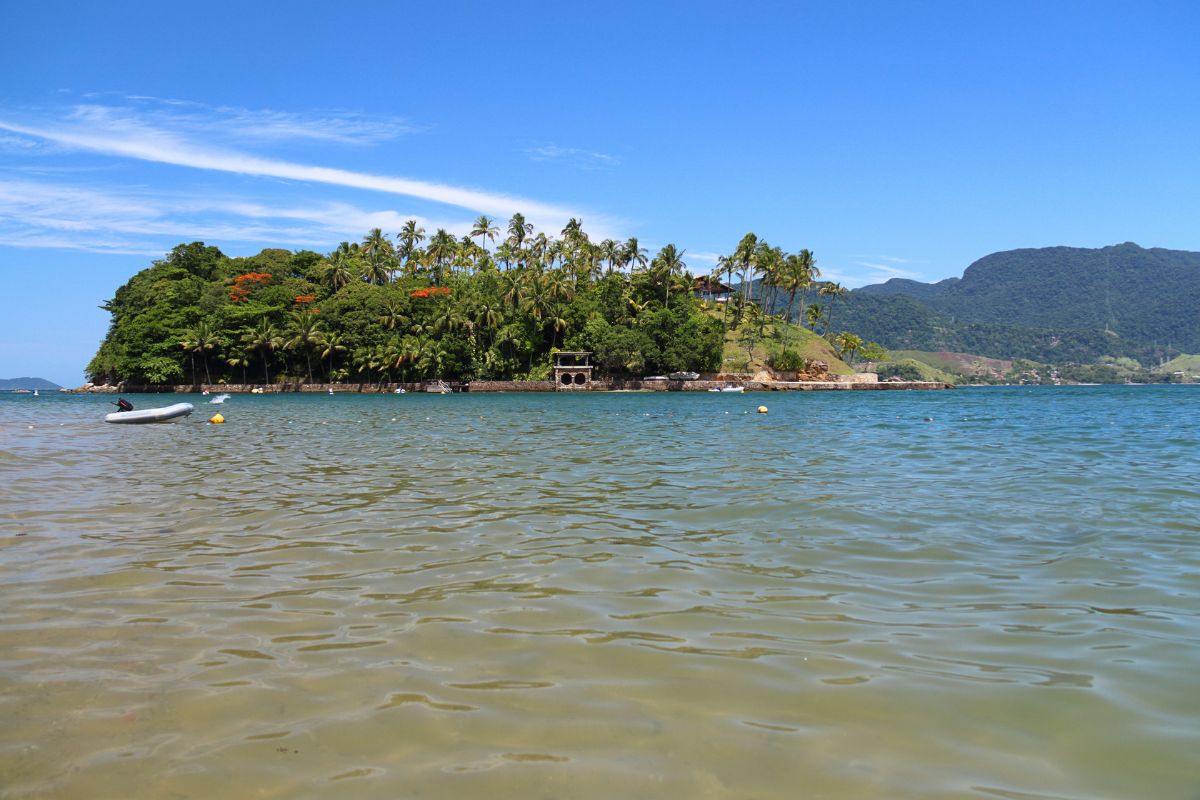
left=209, top=413, right=225, bottom=424
left=757, top=405, right=768, bottom=414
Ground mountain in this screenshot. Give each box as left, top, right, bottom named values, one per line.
left=0, top=377, right=62, bottom=390
left=839, top=243, right=1200, bottom=363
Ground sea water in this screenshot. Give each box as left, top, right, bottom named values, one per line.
left=1, top=387, right=1197, bottom=799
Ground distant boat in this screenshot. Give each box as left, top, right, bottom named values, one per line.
left=32, top=388, right=39, bottom=396
left=708, top=385, right=744, bottom=393
left=105, top=402, right=194, bottom=424
left=394, top=387, right=406, bottom=394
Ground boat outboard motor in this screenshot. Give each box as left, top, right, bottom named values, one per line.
left=114, top=398, right=134, bottom=412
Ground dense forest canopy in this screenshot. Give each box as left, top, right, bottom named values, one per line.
left=86, top=219, right=852, bottom=386
left=835, top=243, right=1200, bottom=363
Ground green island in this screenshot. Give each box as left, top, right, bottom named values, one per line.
left=84, top=223, right=1198, bottom=391
left=85, top=219, right=922, bottom=392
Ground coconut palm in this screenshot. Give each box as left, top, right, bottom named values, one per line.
left=397, top=219, right=426, bottom=278
left=833, top=331, right=863, bottom=364
left=226, top=353, right=250, bottom=386
left=506, top=213, right=533, bottom=264
left=320, top=332, right=347, bottom=380
left=426, top=229, right=457, bottom=284
left=379, top=302, right=409, bottom=332
left=317, top=250, right=355, bottom=291
left=243, top=319, right=281, bottom=384
left=494, top=242, right=516, bottom=271
left=819, top=282, right=848, bottom=336
left=361, top=228, right=395, bottom=284
left=623, top=237, right=648, bottom=274
left=599, top=239, right=621, bottom=276
left=286, top=311, right=326, bottom=383
left=652, top=244, right=687, bottom=307
left=471, top=215, right=499, bottom=258
left=805, top=303, right=824, bottom=332
left=733, top=233, right=759, bottom=310
left=181, top=320, right=220, bottom=385
left=794, top=249, right=820, bottom=324
left=500, top=270, right=525, bottom=310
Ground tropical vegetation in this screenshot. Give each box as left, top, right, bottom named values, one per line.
left=89, top=220, right=868, bottom=387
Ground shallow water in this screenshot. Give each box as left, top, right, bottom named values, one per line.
left=1, top=387, right=1198, bottom=799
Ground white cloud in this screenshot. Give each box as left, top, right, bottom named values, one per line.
left=0, top=177, right=484, bottom=256
left=854, top=261, right=920, bottom=279
left=100, top=95, right=422, bottom=145
left=525, top=143, right=621, bottom=169
left=0, top=103, right=613, bottom=237
left=686, top=251, right=723, bottom=265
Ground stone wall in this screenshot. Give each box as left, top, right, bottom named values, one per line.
left=466, top=381, right=557, bottom=392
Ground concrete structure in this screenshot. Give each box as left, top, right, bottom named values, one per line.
left=553, top=351, right=593, bottom=390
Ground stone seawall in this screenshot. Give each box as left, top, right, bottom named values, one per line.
left=74, top=379, right=952, bottom=394
left=465, top=381, right=557, bottom=392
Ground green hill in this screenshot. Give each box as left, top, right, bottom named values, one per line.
left=0, top=377, right=61, bottom=391
left=840, top=243, right=1200, bottom=364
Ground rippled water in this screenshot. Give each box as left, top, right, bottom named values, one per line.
left=2, top=387, right=1198, bottom=799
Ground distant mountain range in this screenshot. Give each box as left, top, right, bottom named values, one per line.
left=0, top=377, right=61, bottom=391
left=832, top=243, right=1200, bottom=364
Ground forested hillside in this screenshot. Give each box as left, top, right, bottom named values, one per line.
left=87, top=220, right=730, bottom=386
left=842, top=243, right=1200, bottom=363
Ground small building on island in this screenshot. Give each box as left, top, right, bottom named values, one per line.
left=554, top=351, right=593, bottom=390
left=693, top=276, right=734, bottom=303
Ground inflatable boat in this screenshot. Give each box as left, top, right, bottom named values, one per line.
left=105, top=402, right=195, bottom=424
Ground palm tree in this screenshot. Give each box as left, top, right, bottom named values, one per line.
left=653, top=244, right=687, bottom=307
left=833, top=331, right=863, bottom=364
left=243, top=319, right=281, bottom=384
left=805, top=303, right=824, bottom=332
left=320, top=332, right=347, bottom=381
left=397, top=219, right=426, bottom=278
left=317, top=250, right=355, bottom=291
left=181, top=320, right=220, bottom=385
left=506, top=212, right=533, bottom=264
left=716, top=255, right=736, bottom=331
left=495, top=242, right=516, bottom=271
left=426, top=229, right=457, bottom=284
left=501, top=270, right=525, bottom=311
left=361, top=227, right=395, bottom=284
left=755, top=243, right=783, bottom=335
left=819, top=282, right=848, bottom=336
left=599, top=239, right=621, bottom=276
left=781, top=249, right=818, bottom=324
left=470, top=215, right=499, bottom=259
left=733, top=233, right=759, bottom=311
left=286, top=311, right=326, bottom=383
left=473, top=300, right=504, bottom=349
left=226, top=354, right=250, bottom=386
left=528, top=232, right=550, bottom=271
left=623, top=237, right=648, bottom=274
left=379, top=302, right=409, bottom=332
left=795, top=250, right=820, bottom=325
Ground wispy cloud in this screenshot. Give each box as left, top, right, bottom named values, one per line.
left=0, top=102, right=610, bottom=235
left=0, top=177, right=478, bottom=255
left=525, top=143, right=620, bottom=170
left=854, top=261, right=920, bottom=279
left=112, top=96, right=423, bottom=145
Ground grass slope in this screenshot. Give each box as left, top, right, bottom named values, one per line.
left=704, top=305, right=853, bottom=376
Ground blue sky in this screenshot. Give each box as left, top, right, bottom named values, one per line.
left=1, top=0, right=1197, bottom=386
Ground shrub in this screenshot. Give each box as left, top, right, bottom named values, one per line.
left=770, top=348, right=806, bottom=372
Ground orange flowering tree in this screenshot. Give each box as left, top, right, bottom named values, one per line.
left=229, top=272, right=272, bottom=303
